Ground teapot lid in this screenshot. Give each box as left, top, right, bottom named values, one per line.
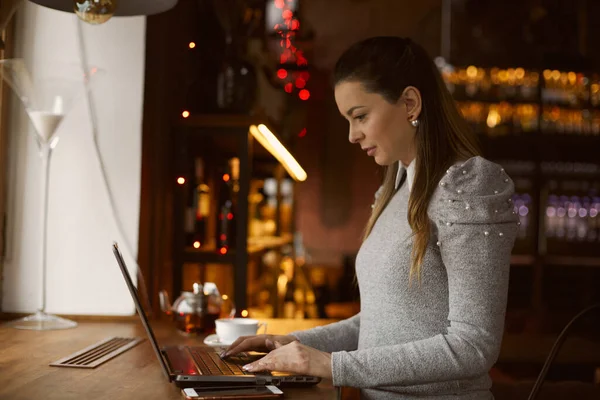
left=192, top=282, right=203, bottom=295
left=203, top=282, right=220, bottom=297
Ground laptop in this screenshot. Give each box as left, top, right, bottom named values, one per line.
left=112, top=242, right=321, bottom=388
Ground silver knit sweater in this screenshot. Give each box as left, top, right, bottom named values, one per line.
left=291, top=156, right=519, bottom=399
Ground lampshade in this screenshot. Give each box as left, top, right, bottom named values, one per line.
left=29, top=0, right=178, bottom=16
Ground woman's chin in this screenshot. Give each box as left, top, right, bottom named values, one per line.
left=373, top=155, right=393, bottom=166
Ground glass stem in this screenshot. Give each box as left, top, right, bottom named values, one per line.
left=39, top=142, right=53, bottom=314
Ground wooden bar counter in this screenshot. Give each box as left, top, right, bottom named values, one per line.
left=0, top=317, right=341, bottom=400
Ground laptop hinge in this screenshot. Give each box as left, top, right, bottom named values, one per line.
left=161, top=349, right=178, bottom=380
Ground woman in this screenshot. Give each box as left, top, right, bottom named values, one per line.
left=222, top=36, right=519, bottom=399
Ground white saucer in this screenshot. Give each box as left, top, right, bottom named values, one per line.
left=203, top=334, right=234, bottom=347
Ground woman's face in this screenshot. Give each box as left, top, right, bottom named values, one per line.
left=334, top=81, right=420, bottom=166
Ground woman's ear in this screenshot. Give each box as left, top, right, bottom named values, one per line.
left=401, top=86, right=422, bottom=122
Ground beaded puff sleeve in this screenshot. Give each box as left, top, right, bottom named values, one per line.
left=328, top=156, right=519, bottom=388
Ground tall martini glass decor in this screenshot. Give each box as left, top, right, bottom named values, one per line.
left=0, top=58, right=102, bottom=330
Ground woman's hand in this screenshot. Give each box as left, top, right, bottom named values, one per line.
left=241, top=340, right=333, bottom=379
left=220, top=334, right=298, bottom=357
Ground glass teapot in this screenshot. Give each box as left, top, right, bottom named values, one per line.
left=159, top=282, right=223, bottom=334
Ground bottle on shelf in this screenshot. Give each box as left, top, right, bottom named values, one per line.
left=545, top=179, right=600, bottom=247
left=591, top=76, right=600, bottom=107
left=512, top=193, right=532, bottom=240
left=216, top=157, right=240, bottom=254
left=542, top=69, right=591, bottom=108
left=184, top=195, right=196, bottom=248
left=279, top=179, right=294, bottom=235
left=192, top=157, right=210, bottom=249
left=261, top=178, right=278, bottom=236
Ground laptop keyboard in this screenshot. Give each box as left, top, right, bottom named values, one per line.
left=188, top=348, right=249, bottom=376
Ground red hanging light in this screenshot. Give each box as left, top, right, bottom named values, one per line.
left=299, top=89, right=310, bottom=101
left=277, top=69, right=288, bottom=79
left=274, top=0, right=310, bottom=98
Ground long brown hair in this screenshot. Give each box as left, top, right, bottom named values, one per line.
left=334, top=37, right=481, bottom=284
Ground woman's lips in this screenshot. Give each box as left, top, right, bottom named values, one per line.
left=365, top=146, right=376, bottom=156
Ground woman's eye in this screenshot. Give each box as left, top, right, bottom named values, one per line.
left=354, top=114, right=366, bottom=122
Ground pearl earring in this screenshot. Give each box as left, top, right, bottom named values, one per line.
left=411, top=119, right=420, bottom=128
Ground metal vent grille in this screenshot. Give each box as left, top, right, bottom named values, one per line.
left=50, top=336, right=144, bottom=369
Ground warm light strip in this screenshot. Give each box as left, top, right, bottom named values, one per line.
left=249, top=124, right=307, bottom=182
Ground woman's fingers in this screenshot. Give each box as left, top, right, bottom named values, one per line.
left=221, top=335, right=269, bottom=357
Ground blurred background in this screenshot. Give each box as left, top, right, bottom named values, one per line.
left=143, top=0, right=600, bottom=328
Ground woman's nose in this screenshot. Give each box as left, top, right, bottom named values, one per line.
left=348, top=126, right=363, bottom=144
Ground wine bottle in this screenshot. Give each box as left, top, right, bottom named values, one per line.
left=193, top=158, right=210, bottom=249
left=184, top=160, right=196, bottom=248
left=216, top=158, right=240, bottom=253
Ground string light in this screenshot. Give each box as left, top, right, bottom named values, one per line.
left=177, top=177, right=185, bottom=185
left=273, top=0, right=310, bottom=99
left=277, top=69, right=288, bottom=79
left=299, top=89, right=310, bottom=101
left=182, top=110, right=190, bottom=118
left=188, top=42, right=196, bottom=49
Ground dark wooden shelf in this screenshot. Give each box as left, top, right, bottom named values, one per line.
left=509, top=254, right=600, bottom=267
left=183, top=247, right=236, bottom=264
left=478, top=133, right=600, bottom=163
left=543, top=255, right=600, bottom=268
left=541, top=102, right=600, bottom=111
left=455, top=96, right=600, bottom=111
left=454, top=96, right=539, bottom=105
left=510, top=254, right=536, bottom=266
left=178, top=113, right=264, bottom=129
left=182, top=234, right=294, bottom=264
left=478, top=132, right=600, bottom=141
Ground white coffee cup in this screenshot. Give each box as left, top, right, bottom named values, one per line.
left=215, top=318, right=267, bottom=344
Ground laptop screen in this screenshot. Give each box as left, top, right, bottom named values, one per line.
left=112, top=242, right=171, bottom=380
